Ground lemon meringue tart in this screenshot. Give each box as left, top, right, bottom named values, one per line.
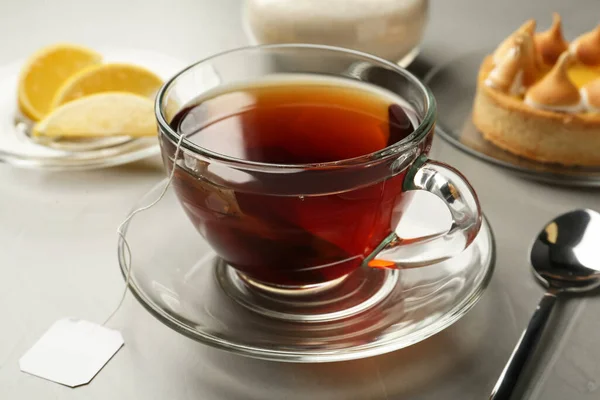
left=473, top=14, right=600, bottom=166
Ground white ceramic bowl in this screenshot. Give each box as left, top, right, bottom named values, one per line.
left=244, top=0, right=429, bottom=67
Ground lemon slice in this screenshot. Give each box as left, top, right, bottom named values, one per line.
left=51, top=63, right=163, bottom=109
left=33, top=92, right=156, bottom=138
left=18, top=43, right=102, bottom=121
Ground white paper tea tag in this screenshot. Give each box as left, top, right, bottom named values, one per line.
left=19, top=318, right=124, bottom=387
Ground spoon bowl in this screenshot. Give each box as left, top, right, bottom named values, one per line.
left=531, top=209, right=600, bottom=293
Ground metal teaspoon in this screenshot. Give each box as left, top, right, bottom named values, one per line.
left=490, top=209, right=600, bottom=400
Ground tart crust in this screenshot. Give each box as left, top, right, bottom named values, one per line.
left=472, top=56, right=600, bottom=166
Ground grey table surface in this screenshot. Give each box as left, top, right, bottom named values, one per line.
left=1, top=0, right=600, bottom=399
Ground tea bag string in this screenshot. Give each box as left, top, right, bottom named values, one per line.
left=103, top=133, right=187, bottom=326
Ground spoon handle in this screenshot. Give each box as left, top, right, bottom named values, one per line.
left=489, top=290, right=558, bottom=400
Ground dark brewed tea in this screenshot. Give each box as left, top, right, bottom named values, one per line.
left=165, top=77, right=421, bottom=286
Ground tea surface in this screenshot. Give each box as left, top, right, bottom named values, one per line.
left=172, top=77, right=414, bottom=163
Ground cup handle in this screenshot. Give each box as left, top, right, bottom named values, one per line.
left=365, top=155, right=482, bottom=269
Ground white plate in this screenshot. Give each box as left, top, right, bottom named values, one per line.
left=0, top=47, right=187, bottom=170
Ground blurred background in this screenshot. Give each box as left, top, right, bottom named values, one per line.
left=3, top=0, right=597, bottom=73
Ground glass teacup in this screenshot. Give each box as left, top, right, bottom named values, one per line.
left=156, top=44, right=481, bottom=306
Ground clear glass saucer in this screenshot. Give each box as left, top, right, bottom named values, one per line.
left=117, top=179, right=495, bottom=362
left=424, top=49, right=600, bottom=186
left=0, top=48, right=187, bottom=171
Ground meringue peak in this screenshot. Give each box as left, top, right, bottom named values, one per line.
left=493, top=19, right=537, bottom=64
left=535, top=13, right=569, bottom=65
left=571, top=24, right=600, bottom=66
left=525, top=52, right=583, bottom=111
left=487, top=33, right=540, bottom=95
